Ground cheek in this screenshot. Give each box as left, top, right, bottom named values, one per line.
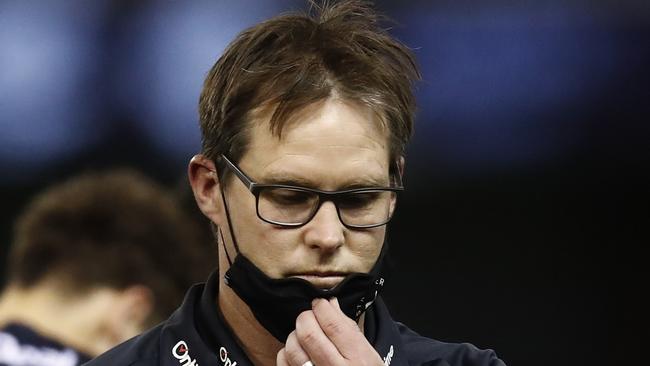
left=244, top=226, right=300, bottom=278
left=349, top=228, right=386, bottom=271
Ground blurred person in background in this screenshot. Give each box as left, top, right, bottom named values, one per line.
left=88, top=1, right=505, bottom=365
left=0, top=169, right=215, bottom=366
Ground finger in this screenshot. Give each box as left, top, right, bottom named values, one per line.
left=283, top=331, right=312, bottom=366
left=277, top=348, right=289, bottom=366
left=330, top=298, right=359, bottom=328
left=295, top=309, right=345, bottom=366
left=323, top=299, right=383, bottom=364
left=311, top=298, right=364, bottom=358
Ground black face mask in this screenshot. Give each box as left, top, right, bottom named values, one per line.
left=223, top=240, right=390, bottom=342
left=218, top=181, right=390, bottom=342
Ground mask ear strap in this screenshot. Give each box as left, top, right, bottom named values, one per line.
left=218, top=229, right=233, bottom=266
left=218, top=180, right=242, bottom=266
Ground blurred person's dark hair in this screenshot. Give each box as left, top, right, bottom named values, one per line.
left=5, top=169, right=213, bottom=326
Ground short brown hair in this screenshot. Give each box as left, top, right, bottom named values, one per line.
left=6, top=170, right=215, bottom=324
left=199, top=0, right=420, bottom=174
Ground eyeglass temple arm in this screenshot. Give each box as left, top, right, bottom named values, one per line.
left=220, top=155, right=256, bottom=190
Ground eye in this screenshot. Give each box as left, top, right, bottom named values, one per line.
left=338, top=191, right=381, bottom=208
left=263, top=188, right=314, bottom=206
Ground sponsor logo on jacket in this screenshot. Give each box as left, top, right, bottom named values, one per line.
left=0, top=332, right=79, bottom=366
left=172, top=340, right=198, bottom=366
left=219, top=346, right=237, bottom=366
left=383, top=345, right=394, bottom=366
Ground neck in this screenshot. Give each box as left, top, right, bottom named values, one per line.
left=0, top=282, right=119, bottom=357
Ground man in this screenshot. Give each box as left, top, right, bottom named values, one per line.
left=88, top=1, right=506, bottom=365
left=0, top=170, right=214, bottom=366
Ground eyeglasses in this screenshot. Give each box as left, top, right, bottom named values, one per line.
left=219, top=155, right=403, bottom=228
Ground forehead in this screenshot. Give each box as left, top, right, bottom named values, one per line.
left=240, top=98, right=391, bottom=189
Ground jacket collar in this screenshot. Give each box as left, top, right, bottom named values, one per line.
left=158, top=270, right=409, bottom=366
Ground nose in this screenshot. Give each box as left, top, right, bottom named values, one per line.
left=303, top=201, right=345, bottom=253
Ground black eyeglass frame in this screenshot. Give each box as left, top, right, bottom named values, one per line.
left=218, top=155, right=404, bottom=229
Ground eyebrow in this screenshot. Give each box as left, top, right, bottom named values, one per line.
left=260, top=172, right=389, bottom=189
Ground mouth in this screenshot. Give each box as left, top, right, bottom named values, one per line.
left=288, top=272, right=349, bottom=289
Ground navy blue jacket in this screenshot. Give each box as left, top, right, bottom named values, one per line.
left=85, top=272, right=505, bottom=366
left=0, top=323, right=92, bottom=366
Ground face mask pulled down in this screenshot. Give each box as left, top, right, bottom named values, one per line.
left=223, top=242, right=389, bottom=342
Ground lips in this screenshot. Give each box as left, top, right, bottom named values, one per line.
left=288, top=271, right=349, bottom=289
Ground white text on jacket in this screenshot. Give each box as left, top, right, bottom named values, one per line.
left=172, top=340, right=199, bottom=366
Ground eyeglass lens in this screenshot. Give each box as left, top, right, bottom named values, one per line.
left=257, top=187, right=395, bottom=227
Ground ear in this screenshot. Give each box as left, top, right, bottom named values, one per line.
left=103, top=285, right=153, bottom=344
left=188, top=154, right=225, bottom=227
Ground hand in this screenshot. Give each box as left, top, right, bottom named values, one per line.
left=276, top=298, right=384, bottom=366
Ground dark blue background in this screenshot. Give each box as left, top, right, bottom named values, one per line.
left=1, top=1, right=647, bottom=365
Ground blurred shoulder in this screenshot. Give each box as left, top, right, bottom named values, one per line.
left=83, top=324, right=163, bottom=366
